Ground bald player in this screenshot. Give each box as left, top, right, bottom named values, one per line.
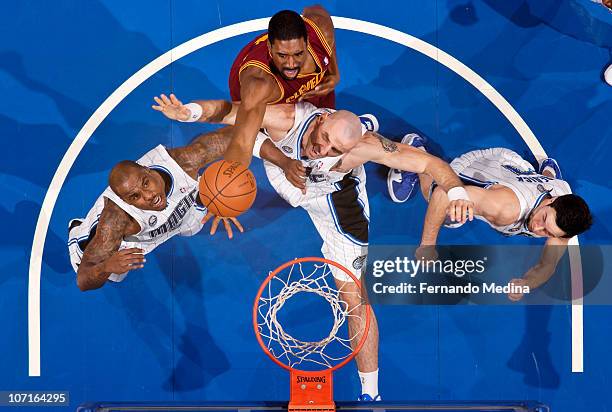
left=154, top=95, right=475, bottom=400
left=68, top=127, right=241, bottom=291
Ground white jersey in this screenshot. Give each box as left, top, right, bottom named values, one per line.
left=68, top=145, right=207, bottom=282
left=449, top=148, right=571, bottom=237
left=261, top=101, right=367, bottom=207
left=257, top=102, right=370, bottom=282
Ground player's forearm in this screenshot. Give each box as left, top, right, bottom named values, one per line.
left=193, top=100, right=235, bottom=124
left=76, top=262, right=112, bottom=291
left=522, top=262, right=556, bottom=290
left=223, top=102, right=267, bottom=166
left=259, top=139, right=291, bottom=168
left=424, top=157, right=463, bottom=192
left=420, top=187, right=448, bottom=246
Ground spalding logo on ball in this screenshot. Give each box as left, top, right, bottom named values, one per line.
left=198, top=160, right=257, bottom=217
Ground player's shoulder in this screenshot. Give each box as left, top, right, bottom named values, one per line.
left=239, top=65, right=280, bottom=102
left=346, top=132, right=380, bottom=158
left=239, top=64, right=275, bottom=82
left=556, top=178, right=572, bottom=193
left=302, top=6, right=333, bottom=32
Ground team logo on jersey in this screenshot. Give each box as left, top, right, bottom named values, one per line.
left=352, top=255, right=367, bottom=270
left=282, top=146, right=293, bottom=154
left=180, top=187, right=188, bottom=193
left=148, top=189, right=198, bottom=238
left=323, top=57, right=329, bottom=65
left=149, top=215, right=157, bottom=226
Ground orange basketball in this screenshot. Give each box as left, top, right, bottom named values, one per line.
left=198, top=160, right=257, bottom=217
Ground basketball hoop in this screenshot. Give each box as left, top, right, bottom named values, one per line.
left=253, top=257, right=372, bottom=411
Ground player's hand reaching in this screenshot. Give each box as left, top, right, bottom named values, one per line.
left=446, top=199, right=474, bottom=225
left=202, top=212, right=244, bottom=239
left=101, top=248, right=145, bottom=274
left=298, top=74, right=338, bottom=101
left=280, top=158, right=308, bottom=194
left=508, top=278, right=528, bottom=302
left=152, top=93, right=218, bottom=123
left=152, top=93, right=193, bottom=121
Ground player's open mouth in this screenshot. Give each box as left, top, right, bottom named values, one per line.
left=152, top=195, right=161, bottom=207
left=284, top=68, right=298, bottom=77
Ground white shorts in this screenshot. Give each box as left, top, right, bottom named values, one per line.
left=265, top=163, right=370, bottom=282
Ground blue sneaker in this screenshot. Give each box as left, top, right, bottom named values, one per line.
left=387, top=133, right=427, bottom=203
left=359, top=114, right=379, bottom=133
left=357, top=394, right=382, bottom=401
left=538, top=158, right=562, bottom=180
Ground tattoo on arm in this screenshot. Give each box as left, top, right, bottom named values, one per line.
left=375, top=133, right=398, bottom=153
left=82, top=200, right=130, bottom=266
left=170, top=126, right=233, bottom=177
left=78, top=200, right=131, bottom=289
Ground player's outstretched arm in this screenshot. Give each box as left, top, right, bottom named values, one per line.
left=419, top=186, right=450, bottom=248
left=222, top=67, right=280, bottom=167
left=417, top=185, right=487, bottom=260
left=168, top=126, right=234, bottom=180
left=508, top=237, right=569, bottom=301
left=356, top=132, right=474, bottom=223
left=76, top=199, right=143, bottom=291
left=152, top=93, right=295, bottom=134
left=152, top=93, right=233, bottom=123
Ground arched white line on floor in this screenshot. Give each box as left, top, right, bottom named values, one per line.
left=28, top=16, right=583, bottom=377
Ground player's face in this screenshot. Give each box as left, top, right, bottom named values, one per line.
left=528, top=202, right=566, bottom=238
left=116, top=168, right=168, bottom=211
left=268, top=38, right=307, bottom=80
left=303, top=116, right=347, bottom=159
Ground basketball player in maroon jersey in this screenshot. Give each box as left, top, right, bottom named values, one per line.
left=221, top=7, right=338, bottom=168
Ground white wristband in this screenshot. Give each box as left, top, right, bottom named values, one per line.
left=447, top=186, right=470, bottom=201
left=179, top=102, right=203, bottom=122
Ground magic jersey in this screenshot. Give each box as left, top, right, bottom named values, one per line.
left=261, top=102, right=366, bottom=207
left=68, top=145, right=207, bottom=281
left=450, top=148, right=571, bottom=237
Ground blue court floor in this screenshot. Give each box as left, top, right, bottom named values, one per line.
left=1, top=1, right=611, bottom=411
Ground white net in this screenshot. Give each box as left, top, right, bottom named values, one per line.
left=256, top=260, right=367, bottom=370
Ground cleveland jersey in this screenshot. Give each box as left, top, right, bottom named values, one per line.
left=449, top=148, right=572, bottom=237
left=228, top=16, right=335, bottom=108
left=68, top=145, right=207, bottom=282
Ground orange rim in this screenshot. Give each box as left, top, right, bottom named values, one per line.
left=252, top=256, right=371, bottom=373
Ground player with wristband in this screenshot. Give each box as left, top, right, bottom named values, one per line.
left=391, top=139, right=592, bottom=301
